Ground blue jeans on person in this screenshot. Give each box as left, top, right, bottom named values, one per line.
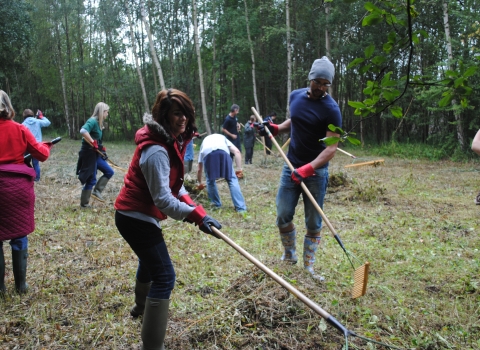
left=83, top=156, right=114, bottom=190
left=0, top=236, right=28, bottom=251
left=276, top=164, right=329, bottom=233
left=115, top=212, right=176, bottom=300
left=206, top=168, right=247, bottom=212
left=32, top=158, right=40, bottom=181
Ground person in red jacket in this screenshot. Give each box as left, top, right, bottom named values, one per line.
left=0, top=90, right=53, bottom=294
left=114, top=88, right=222, bottom=350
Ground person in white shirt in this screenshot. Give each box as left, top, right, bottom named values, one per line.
left=197, top=134, right=247, bottom=212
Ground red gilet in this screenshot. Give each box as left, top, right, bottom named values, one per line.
left=114, top=123, right=191, bottom=220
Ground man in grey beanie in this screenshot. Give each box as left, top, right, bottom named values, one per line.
left=258, top=56, right=342, bottom=282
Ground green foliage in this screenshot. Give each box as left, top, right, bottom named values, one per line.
left=0, top=0, right=33, bottom=72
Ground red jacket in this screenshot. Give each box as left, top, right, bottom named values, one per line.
left=115, top=121, right=192, bottom=220
left=0, top=119, right=50, bottom=164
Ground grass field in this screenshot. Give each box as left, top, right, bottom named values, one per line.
left=1, top=136, right=479, bottom=349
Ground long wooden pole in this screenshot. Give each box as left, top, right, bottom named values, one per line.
left=251, top=107, right=354, bottom=266
left=210, top=226, right=350, bottom=334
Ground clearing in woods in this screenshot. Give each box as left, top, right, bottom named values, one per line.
left=0, top=137, right=478, bottom=349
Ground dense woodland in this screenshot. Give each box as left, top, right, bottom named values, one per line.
left=2, top=0, right=479, bottom=156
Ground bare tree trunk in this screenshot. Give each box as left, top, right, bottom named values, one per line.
left=325, top=3, right=333, bottom=97
left=211, top=0, right=218, bottom=133
left=141, top=1, right=166, bottom=90
left=192, top=0, right=212, bottom=134
left=54, top=23, right=73, bottom=139
left=244, top=0, right=260, bottom=112
left=285, top=0, right=292, bottom=119
left=443, top=0, right=465, bottom=149
left=126, top=1, right=150, bottom=113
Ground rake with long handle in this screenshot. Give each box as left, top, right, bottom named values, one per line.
left=251, top=107, right=369, bottom=299
left=82, top=138, right=128, bottom=172
left=210, top=227, right=400, bottom=349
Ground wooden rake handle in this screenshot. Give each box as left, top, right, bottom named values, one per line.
left=211, top=226, right=330, bottom=320
left=251, top=107, right=340, bottom=239
left=337, top=147, right=357, bottom=159
left=82, top=138, right=128, bottom=172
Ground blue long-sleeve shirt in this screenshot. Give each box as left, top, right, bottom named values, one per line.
left=22, top=117, right=51, bottom=142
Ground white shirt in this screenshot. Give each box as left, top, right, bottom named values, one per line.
left=198, top=134, right=234, bottom=163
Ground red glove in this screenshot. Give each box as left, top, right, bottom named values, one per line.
left=92, top=140, right=99, bottom=149
left=37, top=110, right=44, bottom=119
left=179, top=194, right=196, bottom=207
left=291, top=164, right=315, bottom=185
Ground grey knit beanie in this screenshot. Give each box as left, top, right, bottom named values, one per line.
left=308, top=56, right=335, bottom=83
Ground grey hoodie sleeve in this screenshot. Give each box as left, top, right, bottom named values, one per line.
left=139, top=145, right=195, bottom=221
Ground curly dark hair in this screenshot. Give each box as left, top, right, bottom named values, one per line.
left=151, top=88, right=197, bottom=136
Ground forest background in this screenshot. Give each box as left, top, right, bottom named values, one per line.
left=1, top=0, right=480, bottom=158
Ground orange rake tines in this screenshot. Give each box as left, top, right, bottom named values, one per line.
left=352, top=262, right=370, bottom=299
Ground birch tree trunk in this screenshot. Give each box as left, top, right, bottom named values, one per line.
left=192, top=0, right=212, bottom=134
left=141, top=1, right=166, bottom=90
left=285, top=0, right=292, bottom=119
left=126, top=1, right=150, bottom=113
left=211, top=0, right=218, bottom=132
left=54, top=23, right=73, bottom=139
left=325, top=3, right=333, bottom=97
left=443, top=0, right=465, bottom=149
left=244, top=0, right=259, bottom=112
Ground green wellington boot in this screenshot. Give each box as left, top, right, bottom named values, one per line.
left=141, top=298, right=170, bottom=350
left=12, top=249, right=29, bottom=293
left=0, top=248, right=6, bottom=294
left=80, top=189, right=92, bottom=208
left=130, top=279, right=152, bottom=317
left=92, top=176, right=110, bottom=202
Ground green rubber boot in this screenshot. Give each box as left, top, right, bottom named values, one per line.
left=130, top=279, right=152, bottom=318
left=12, top=249, right=29, bottom=293
left=141, top=298, right=170, bottom=350
left=0, top=248, right=5, bottom=294
left=81, top=189, right=92, bottom=208
left=92, top=176, right=110, bottom=202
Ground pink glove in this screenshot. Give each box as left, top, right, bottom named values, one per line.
left=37, top=110, right=44, bottom=119
left=291, top=164, right=315, bottom=185
left=92, top=140, right=99, bottom=149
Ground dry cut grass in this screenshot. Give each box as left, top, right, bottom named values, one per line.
left=0, top=138, right=479, bottom=349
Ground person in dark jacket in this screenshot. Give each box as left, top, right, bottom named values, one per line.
left=76, top=102, right=114, bottom=207
left=243, top=115, right=256, bottom=164
left=222, top=104, right=242, bottom=153
left=0, top=90, right=53, bottom=294
left=114, top=88, right=222, bottom=350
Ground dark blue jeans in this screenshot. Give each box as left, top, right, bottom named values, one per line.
left=32, top=158, right=40, bottom=181
left=0, top=236, right=28, bottom=251
left=83, top=156, right=114, bottom=190
left=115, top=212, right=175, bottom=299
